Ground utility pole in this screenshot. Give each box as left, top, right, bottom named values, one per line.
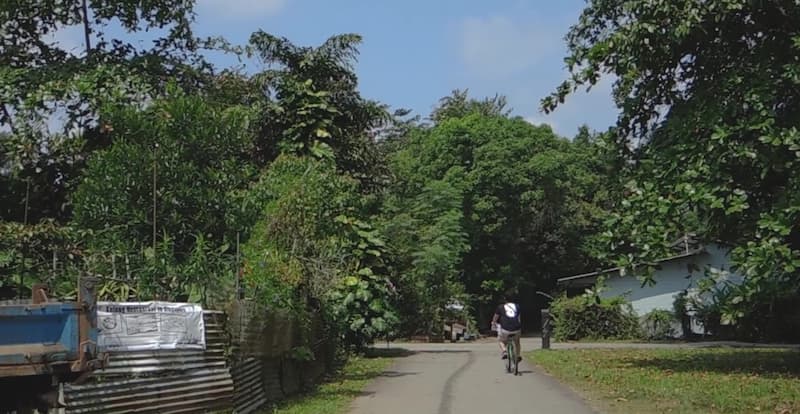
left=153, top=143, right=158, bottom=253
left=19, top=178, right=30, bottom=299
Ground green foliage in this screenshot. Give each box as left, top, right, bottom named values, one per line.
left=550, top=293, right=642, bottom=341
left=70, top=90, right=253, bottom=301
left=672, top=290, right=692, bottom=338
left=331, top=266, right=398, bottom=351
left=239, top=156, right=397, bottom=349
left=74, top=89, right=255, bottom=248
left=1, top=3, right=625, bottom=353
left=548, top=0, right=800, bottom=338
left=0, top=1, right=211, bottom=225
left=0, top=220, right=76, bottom=297
left=246, top=32, right=390, bottom=188
left=381, top=178, right=469, bottom=336
left=0, top=0, right=205, bottom=133
left=641, top=309, right=676, bottom=341
left=239, top=156, right=360, bottom=304
left=430, top=89, right=511, bottom=124
left=386, top=106, right=611, bottom=308
left=288, top=346, right=316, bottom=362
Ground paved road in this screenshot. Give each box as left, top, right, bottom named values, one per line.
left=348, top=340, right=596, bottom=414
left=348, top=337, right=799, bottom=414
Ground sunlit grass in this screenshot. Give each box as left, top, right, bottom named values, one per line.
left=530, top=348, right=800, bottom=414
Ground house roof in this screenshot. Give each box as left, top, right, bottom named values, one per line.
left=556, top=247, right=706, bottom=286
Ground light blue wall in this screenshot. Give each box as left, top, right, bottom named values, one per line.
left=599, top=243, right=742, bottom=334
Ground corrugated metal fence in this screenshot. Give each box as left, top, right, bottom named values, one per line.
left=61, top=305, right=335, bottom=414
left=227, top=301, right=332, bottom=414
left=63, top=311, right=233, bottom=414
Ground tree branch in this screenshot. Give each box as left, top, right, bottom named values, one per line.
left=81, top=0, right=92, bottom=56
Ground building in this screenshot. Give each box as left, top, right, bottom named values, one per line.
left=556, top=236, right=743, bottom=336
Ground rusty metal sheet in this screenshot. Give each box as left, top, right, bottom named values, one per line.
left=62, top=311, right=234, bottom=413
left=64, top=367, right=233, bottom=414
left=231, top=358, right=268, bottom=414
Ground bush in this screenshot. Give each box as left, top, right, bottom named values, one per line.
left=641, top=309, right=677, bottom=340
left=672, top=290, right=693, bottom=338
left=550, top=294, right=642, bottom=341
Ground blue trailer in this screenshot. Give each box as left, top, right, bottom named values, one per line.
left=0, top=278, right=105, bottom=412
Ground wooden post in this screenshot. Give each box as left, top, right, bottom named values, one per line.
left=51, top=250, right=57, bottom=285
left=125, top=254, right=131, bottom=280
left=152, top=144, right=158, bottom=254
left=32, top=284, right=48, bottom=304
left=73, top=276, right=98, bottom=372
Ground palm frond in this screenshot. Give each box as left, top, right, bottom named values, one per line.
left=249, top=31, right=298, bottom=66
left=317, top=34, right=363, bottom=67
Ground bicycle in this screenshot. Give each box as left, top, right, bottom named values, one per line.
left=504, top=333, right=520, bottom=376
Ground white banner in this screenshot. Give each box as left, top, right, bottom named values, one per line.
left=97, top=302, right=206, bottom=351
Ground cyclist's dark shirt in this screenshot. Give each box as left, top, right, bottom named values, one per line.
left=495, top=303, right=521, bottom=331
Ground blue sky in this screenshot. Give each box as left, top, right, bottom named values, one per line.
left=57, top=0, right=619, bottom=138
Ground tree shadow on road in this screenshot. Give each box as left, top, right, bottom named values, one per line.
left=365, top=347, right=471, bottom=358
left=365, top=347, right=416, bottom=358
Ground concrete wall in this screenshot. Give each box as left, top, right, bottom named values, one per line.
left=600, top=243, right=742, bottom=334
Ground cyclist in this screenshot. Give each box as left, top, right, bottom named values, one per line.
left=491, top=294, right=522, bottom=361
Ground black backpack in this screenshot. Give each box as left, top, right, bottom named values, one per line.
left=499, top=302, right=521, bottom=331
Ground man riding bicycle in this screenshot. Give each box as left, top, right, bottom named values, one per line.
left=491, top=294, right=522, bottom=361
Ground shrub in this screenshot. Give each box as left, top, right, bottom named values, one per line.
left=550, top=294, right=642, bottom=341
left=641, top=309, right=677, bottom=340
left=672, top=290, right=693, bottom=338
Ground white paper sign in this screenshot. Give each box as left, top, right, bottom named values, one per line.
left=97, top=302, right=206, bottom=351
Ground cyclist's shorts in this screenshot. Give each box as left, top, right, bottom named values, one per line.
left=497, top=328, right=521, bottom=341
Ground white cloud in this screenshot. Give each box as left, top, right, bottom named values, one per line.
left=196, top=0, right=286, bottom=19
left=457, top=15, right=559, bottom=79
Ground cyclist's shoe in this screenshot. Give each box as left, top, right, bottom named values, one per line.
left=501, top=351, right=508, bottom=360
left=517, top=356, right=523, bottom=363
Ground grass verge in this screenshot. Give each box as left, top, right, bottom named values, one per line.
left=529, top=348, right=800, bottom=414
left=264, top=353, right=395, bottom=414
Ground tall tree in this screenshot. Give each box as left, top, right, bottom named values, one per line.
left=246, top=32, right=390, bottom=189
left=239, top=155, right=398, bottom=349
left=0, top=0, right=211, bottom=223
left=69, top=89, right=254, bottom=300
left=381, top=178, right=469, bottom=336
left=430, top=89, right=511, bottom=124
left=385, top=93, right=610, bottom=328
left=545, top=0, right=800, bottom=338
left=0, top=1, right=217, bottom=298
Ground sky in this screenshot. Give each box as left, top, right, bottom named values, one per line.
left=57, top=0, right=619, bottom=138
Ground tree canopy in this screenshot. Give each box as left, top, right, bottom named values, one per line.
left=4, top=0, right=797, bottom=347
left=381, top=94, right=612, bottom=332
left=546, top=0, right=800, bottom=338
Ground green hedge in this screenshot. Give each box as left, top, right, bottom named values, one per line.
left=550, top=294, right=642, bottom=341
